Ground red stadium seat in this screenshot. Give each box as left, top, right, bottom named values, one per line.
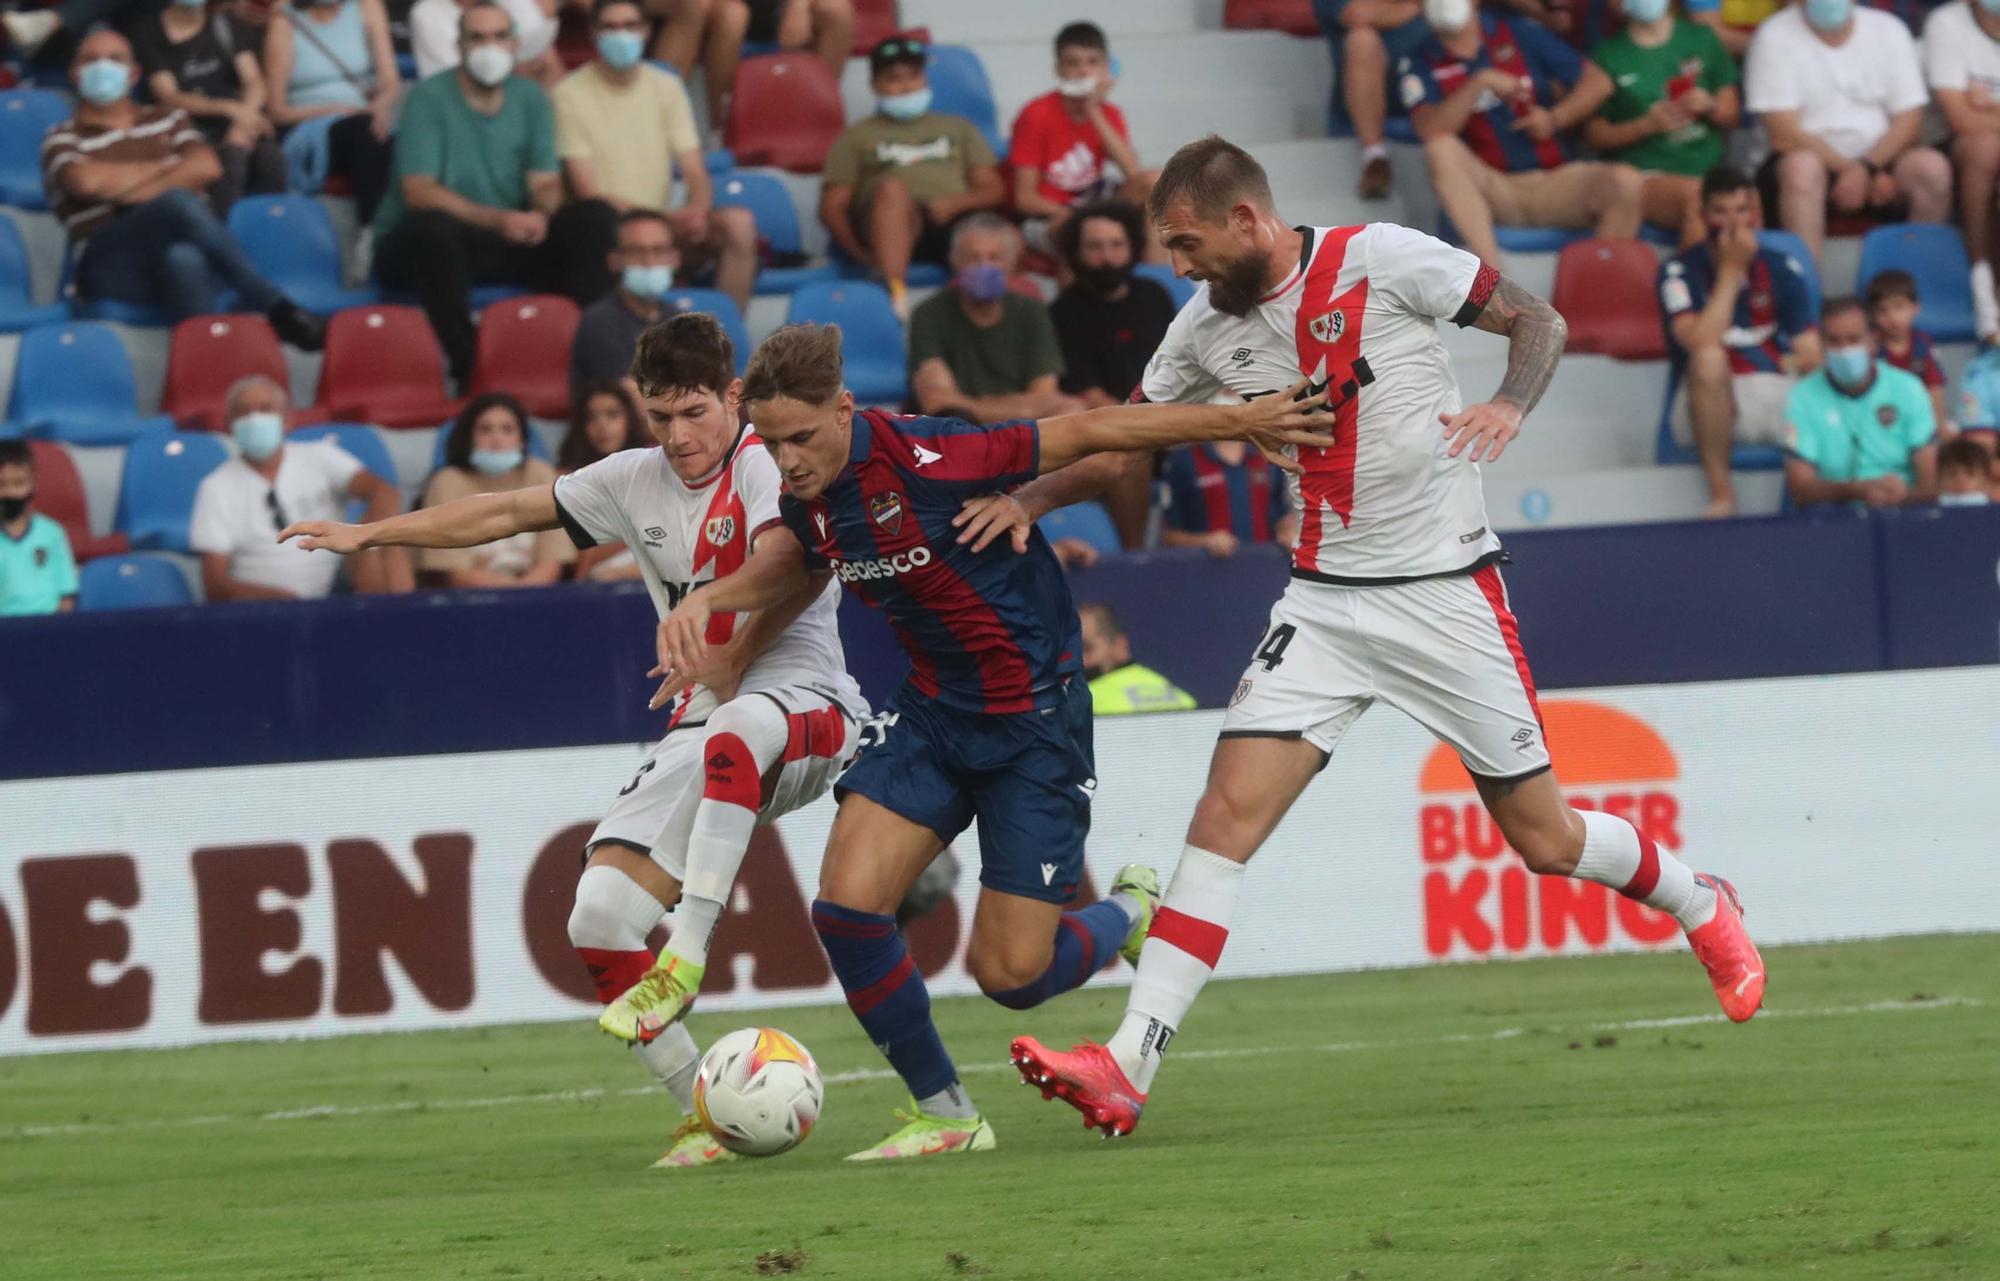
left=314, top=305, right=464, bottom=429
left=1551, top=238, right=1666, bottom=362
left=725, top=53, right=846, bottom=174
left=160, top=314, right=290, bottom=433
left=468, top=294, right=582, bottom=420
left=1223, top=0, right=1322, bottom=36
left=850, top=0, right=901, bottom=55
left=27, top=440, right=128, bottom=562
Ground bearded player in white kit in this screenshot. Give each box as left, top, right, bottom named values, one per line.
left=983, top=136, right=1768, bottom=1138
left=280, top=313, right=867, bottom=1168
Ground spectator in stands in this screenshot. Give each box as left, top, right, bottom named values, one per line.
left=1660, top=165, right=1821, bottom=518
left=1318, top=0, right=1427, bottom=199
left=1923, top=0, right=2000, bottom=340
left=559, top=380, right=649, bottom=580
left=1402, top=0, right=1643, bottom=269
left=1008, top=23, right=1160, bottom=258
left=908, top=214, right=1082, bottom=421
left=1746, top=0, right=1948, bottom=265
left=0, top=441, right=79, bottom=618
left=820, top=34, right=1005, bottom=319
left=570, top=210, right=680, bottom=398
left=554, top=0, right=759, bottom=309
left=411, top=0, right=562, bottom=85
left=1952, top=343, right=2000, bottom=449
left=1079, top=602, right=1196, bottom=715
left=1866, top=269, right=1949, bottom=435
left=134, top=0, right=285, bottom=214
left=1686, top=0, right=1772, bottom=56
left=1160, top=440, right=1298, bottom=557
left=1783, top=295, right=1939, bottom=507
left=1585, top=0, right=1740, bottom=246
left=374, top=0, right=617, bottom=390
left=662, top=0, right=855, bottom=129
left=417, top=392, right=574, bottom=587
left=263, top=0, right=399, bottom=225
left=40, top=30, right=325, bottom=346
left=1936, top=435, right=1994, bottom=503
left=190, top=375, right=411, bottom=600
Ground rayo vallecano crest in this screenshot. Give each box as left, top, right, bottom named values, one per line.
left=1308, top=309, right=1345, bottom=344
left=705, top=513, right=736, bottom=544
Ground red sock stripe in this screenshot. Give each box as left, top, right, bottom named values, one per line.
left=811, top=908, right=895, bottom=940
left=576, top=947, right=654, bottom=1005
left=845, top=952, right=915, bottom=1016
left=1150, top=906, right=1228, bottom=968
left=1059, top=912, right=1096, bottom=985
left=1620, top=829, right=1662, bottom=901
left=783, top=705, right=848, bottom=763
left=701, top=732, right=762, bottom=811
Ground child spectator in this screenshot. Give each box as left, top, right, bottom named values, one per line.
left=0, top=441, right=79, bottom=617
left=417, top=393, right=574, bottom=588
left=1160, top=440, right=1297, bottom=557
left=1007, top=22, right=1159, bottom=258
left=1865, top=269, right=1948, bottom=436
left=559, top=380, right=648, bottom=581
left=1952, top=344, right=2000, bottom=450
left=1936, top=435, right=1993, bottom=504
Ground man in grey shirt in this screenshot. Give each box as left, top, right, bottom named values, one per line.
left=571, top=208, right=681, bottom=396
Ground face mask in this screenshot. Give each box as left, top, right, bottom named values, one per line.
left=1805, top=0, right=1852, bottom=32
left=1824, top=344, right=1873, bottom=387
left=465, top=44, right=515, bottom=88
left=622, top=262, right=673, bottom=297
left=232, top=411, right=286, bottom=461
left=172, top=0, right=209, bottom=8
left=958, top=262, right=1008, bottom=303
left=1623, top=0, right=1669, bottom=21
left=470, top=447, right=524, bottom=475
left=1423, top=0, right=1473, bottom=33
left=76, top=58, right=131, bottom=106
left=1079, top=263, right=1130, bottom=294
left=597, top=29, right=644, bottom=71
left=1058, top=74, right=1099, bottom=98
left=0, top=493, right=31, bottom=522
left=1939, top=489, right=1991, bottom=506
left=878, top=87, right=932, bottom=121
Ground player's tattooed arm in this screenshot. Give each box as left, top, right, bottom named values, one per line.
left=1441, top=276, right=1567, bottom=465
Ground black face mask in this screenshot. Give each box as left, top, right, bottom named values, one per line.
left=1079, top=264, right=1130, bottom=295
left=0, top=493, right=31, bottom=523
left=1083, top=661, right=1107, bottom=681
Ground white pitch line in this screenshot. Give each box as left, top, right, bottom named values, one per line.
left=3, top=996, right=1978, bottom=1142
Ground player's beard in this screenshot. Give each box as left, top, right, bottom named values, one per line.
left=1204, top=246, right=1274, bottom=317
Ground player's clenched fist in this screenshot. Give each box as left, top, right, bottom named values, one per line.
left=277, top=520, right=371, bottom=552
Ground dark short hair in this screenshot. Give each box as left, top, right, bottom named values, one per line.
left=1939, top=435, right=1993, bottom=474
left=742, top=324, right=844, bottom=407
left=869, top=34, right=927, bottom=77
left=616, top=207, right=674, bottom=244
left=0, top=440, right=32, bottom=472
left=442, top=392, right=530, bottom=471
left=1821, top=295, right=1865, bottom=326
left=591, top=0, right=641, bottom=23
left=1078, top=600, right=1125, bottom=641
left=559, top=380, right=649, bottom=472
left=1865, top=269, right=1919, bottom=310
left=458, top=0, right=513, bottom=41
left=1148, top=134, right=1273, bottom=224
left=1054, top=198, right=1146, bottom=274
left=631, top=311, right=736, bottom=399
left=1700, top=164, right=1755, bottom=203
left=1055, top=21, right=1107, bottom=55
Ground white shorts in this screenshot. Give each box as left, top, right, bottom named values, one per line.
left=588, top=682, right=864, bottom=880
left=1670, top=370, right=1793, bottom=446
left=1223, top=565, right=1550, bottom=781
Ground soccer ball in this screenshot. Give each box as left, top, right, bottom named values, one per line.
left=694, top=1027, right=824, bottom=1156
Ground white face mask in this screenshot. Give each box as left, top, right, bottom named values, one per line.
left=465, top=43, right=514, bottom=88
left=1424, top=0, right=1474, bottom=32
left=1058, top=74, right=1099, bottom=98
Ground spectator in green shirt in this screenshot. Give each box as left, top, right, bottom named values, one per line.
left=908, top=214, right=1083, bottom=423
left=1586, top=0, right=1741, bottom=246
left=0, top=442, right=79, bottom=618
left=1784, top=296, right=1939, bottom=508
left=374, top=0, right=617, bottom=388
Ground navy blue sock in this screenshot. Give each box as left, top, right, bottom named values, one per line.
left=811, top=899, right=959, bottom=1100
left=987, top=899, right=1131, bottom=1011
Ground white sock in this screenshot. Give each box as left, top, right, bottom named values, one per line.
left=1107, top=890, right=1143, bottom=928
left=1974, top=261, right=1999, bottom=339
left=1105, top=846, right=1246, bottom=1093
left=668, top=709, right=784, bottom=966
left=569, top=865, right=697, bottom=1113
left=667, top=892, right=729, bottom=968
left=635, top=1024, right=702, bottom=1115
left=917, top=1081, right=977, bottom=1120
left=1572, top=810, right=1716, bottom=930
left=1362, top=142, right=1388, bottom=161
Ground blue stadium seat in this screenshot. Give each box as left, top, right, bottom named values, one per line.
left=1438, top=211, right=1587, bottom=256
left=1756, top=229, right=1821, bottom=317
left=292, top=422, right=397, bottom=519
left=1038, top=501, right=1122, bottom=558
left=927, top=45, right=1005, bottom=157
left=705, top=148, right=736, bottom=174
left=77, top=554, right=196, bottom=611
left=115, top=428, right=230, bottom=552
left=714, top=170, right=838, bottom=294
left=54, top=240, right=175, bottom=326
left=1857, top=224, right=1975, bottom=342
left=0, top=90, right=70, bottom=210
left=1134, top=262, right=1197, bottom=310
left=662, top=288, right=752, bottom=374
left=0, top=215, right=67, bottom=332
left=228, top=195, right=381, bottom=315
left=427, top=414, right=554, bottom=475
left=831, top=239, right=950, bottom=288
left=9, top=321, right=174, bottom=445
left=1654, top=371, right=1786, bottom=471
left=784, top=281, right=907, bottom=406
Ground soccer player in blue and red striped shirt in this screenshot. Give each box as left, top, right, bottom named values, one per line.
left=652, top=322, right=1330, bottom=1160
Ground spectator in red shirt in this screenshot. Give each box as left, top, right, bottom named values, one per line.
left=1007, top=22, right=1162, bottom=261
left=1867, top=269, right=1949, bottom=435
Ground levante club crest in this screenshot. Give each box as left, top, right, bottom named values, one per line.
left=870, top=491, right=905, bottom=535
left=1308, top=309, right=1345, bottom=344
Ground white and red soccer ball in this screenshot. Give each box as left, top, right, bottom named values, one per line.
left=694, top=1026, right=825, bottom=1156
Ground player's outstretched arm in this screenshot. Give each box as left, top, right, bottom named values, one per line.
left=1034, top=379, right=1333, bottom=475
left=1443, top=275, right=1568, bottom=464
left=278, top=485, right=558, bottom=553
left=657, top=525, right=812, bottom=688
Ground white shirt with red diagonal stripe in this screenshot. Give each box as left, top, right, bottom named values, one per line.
left=1140, top=222, right=1504, bottom=582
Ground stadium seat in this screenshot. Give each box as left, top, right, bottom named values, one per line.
left=426, top=415, right=554, bottom=474
left=850, top=0, right=901, bottom=54
left=704, top=148, right=735, bottom=174
left=1551, top=238, right=1665, bottom=361
left=9, top=321, right=173, bottom=446
left=1038, top=501, right=1122, bottom=558
left=55, top=242, right=175, bottom=327
left=0, top=90, right=69, bottom=210
left=227, top=195, right=380, bottom=315
left=927, top=45, right=1004, bottom=158
left=26, top=439, right=128, bottom=561
left=77, top=553, right=196, bottom=611
left=1135, top=261, right=1197, bottom=310
left=1856, top=224, right=1976, bottom=342
left=1654, top=371, right=1786, bottom=471
left=1756, top=229, right=1822, bottom=317
left=831, top=238, right=950, bottom=287
left=1223, top=0, right=1322, bottom=36
left=784, top=281, right=907, bottom=406
left=0, top=215, right=67, bottom=332
left=315, top=305, right=464, bottom=429
left=467, top=294, right=581, bottom=419
left=160, top=314, right=289, bottom=432
left=714, top=171, right=838, bottom=294
left=662, top=288, right=752, bottom=374
left=1438, top=212, right=1587, bottom=256
left=115, top=428, right=230, bottom=552
left=725, top=54, right=845, bottom=173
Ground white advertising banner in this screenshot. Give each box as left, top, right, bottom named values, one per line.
left=1, top=666, right=1994, bottom=1056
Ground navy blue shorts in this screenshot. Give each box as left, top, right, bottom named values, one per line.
left=836, top=678, right=1095, bottom=904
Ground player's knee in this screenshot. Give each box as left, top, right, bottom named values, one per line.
left=967, top=946, right=1044, bottom=999
left=569, top=859, right=644, bottom=945
left=1185, top=783, right=1264, bottom=856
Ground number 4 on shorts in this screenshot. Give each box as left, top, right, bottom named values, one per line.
left=1253, top=623, right=1295, bottom=671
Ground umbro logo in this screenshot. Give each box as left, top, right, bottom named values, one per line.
left=706, top=750, right=736, bottom=771
left=1231, top=347, right=1253, bottom=363
left=911, top=443, right=944, bottom=468
left=645, top=526, right=666, bottom=540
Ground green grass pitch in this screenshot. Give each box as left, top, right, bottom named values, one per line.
left=4, top=933, right=1996, bottom=1280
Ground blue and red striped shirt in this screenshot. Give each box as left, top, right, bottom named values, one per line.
left=777, top=409, right=1082, bottom=715
left=1658, top=241, right=1814, bottom=377
left=1881, top=327, right=1945, bottom=390
left=1400, top=14, right=1583, bottom=173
